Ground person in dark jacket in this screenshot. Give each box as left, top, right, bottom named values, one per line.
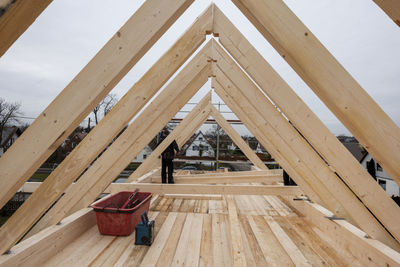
left=159, top=129, right=179, bottom=184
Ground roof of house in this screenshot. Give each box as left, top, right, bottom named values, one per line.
left=342, top=142, right=365, bottom=162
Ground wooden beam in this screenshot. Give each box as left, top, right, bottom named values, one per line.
left=209, top=104, right=268, bottom=170
left=0, top=6, right=211, bottom=253
left=232, top=0, right=400, bottom=188
left=0, top=0, right=194, bottom=213
left=164, top=194, right=222, bottom=200
left=373, top=0, right=400, bottom=26
left=28, top=46, right=212, bottom=237
left=213, top=6, right=400, bottom=246
left=212, top=79, right=322, bottom=206
left=0, top=208, right=95, bottom=266
left=212, top=44, right=400, bottom=249
left=126, top=92, right=212, bottom=182
left=289, top=198, right=400, bottom=266
left=175, top=169, right=282, bottom=178
left=108, top=183, right=302, bottom=196
left=150, top=175, right=282, bottom=184
left=0, top=0, right=53, bottom=57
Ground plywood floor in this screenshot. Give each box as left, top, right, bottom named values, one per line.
left=43, top=195, right=355, bottom=266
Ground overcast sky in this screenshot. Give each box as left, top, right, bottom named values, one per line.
left=0, top=0, right=399, bottom=137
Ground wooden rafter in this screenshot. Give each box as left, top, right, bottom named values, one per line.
left=0, top=0, right=194, bottom=215
left=232, top=0, right=400, bottom=187
left=0, top=5, right=211, bottom=253
left=27, top=44, right=212, bottom=238
left=213, top=5, right=400, bottom=248
left=0, top=0, right=53, bottom=57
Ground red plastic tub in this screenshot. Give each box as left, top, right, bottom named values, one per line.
left=92, top=191, right=152, bottom=236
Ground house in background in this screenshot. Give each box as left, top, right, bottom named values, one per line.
left=360, top=152, right=399, bottom=197
left=182, top=131, right=214, bottom=157
left=0, top=126, right=22, bottom=156
left=133, top=145, right=153, bottom=163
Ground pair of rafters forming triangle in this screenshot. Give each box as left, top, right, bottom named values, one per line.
left=1, top=0, right=399, bottom=254
left=0, top=6, right=213, bottom=253
left=128, top=96, right=267, bottom=182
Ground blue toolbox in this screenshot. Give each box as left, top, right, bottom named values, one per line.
left=135, top=212, right=154, bottom=246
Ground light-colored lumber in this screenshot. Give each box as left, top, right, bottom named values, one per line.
left=227, top=195, right=247, bottom=267
left=247, top=215, right=294, bottom=266
left=126, top=91, right=212, bottom=182
left=214, top=5, right=400, bottom=246
left=164, top=194, right=222, bottom=200
left=0, top=0, right=53, bottom=57
left=151, top=175, right=282, bottom=184
left=212, top=43, right=400, bottom=250
left=0, top=208, right=95, bottom=266
left=232, top=0, right=400, bottom=187
left=175, top=169, right=282, bottom=178
left=29, top=46, right=212, bottom=236
left=373, top=0, right=400, bottom=26
left=108, top=183, right=302, bottom=196
left=139, top=212, right=178, bottom=267
left=0, top=0, right=193, bottom=217
left=1, top=5, right=212, bottom=250
left=263, top=216, right=311, bottom=266
left=209, top=104, right=268, bottom=170
left=212, top=79, right=322, bottom=206
left=289, top=198, right=400, bottom=266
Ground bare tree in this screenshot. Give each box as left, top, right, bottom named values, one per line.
left=92, top=94, right=118, bottom=125
left=0, top=97, right=22, bottom=147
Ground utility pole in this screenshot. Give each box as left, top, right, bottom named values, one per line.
left=216, top=102, right=220, bottom=170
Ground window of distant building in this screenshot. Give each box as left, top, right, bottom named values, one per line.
left=204, top=146, right=208, bottom=151
left=199, top=137, right=203, bottom=141
left=193, top=145, right=199, bottom=151
left=143, top=154, right=147, bottom=159
left=378, top=179, right=386, bottom=190
left=377, top=163, right=383, bottom=171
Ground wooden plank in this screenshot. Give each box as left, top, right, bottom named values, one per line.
left=211, top=213, right=224, bottom=267
left=213, top=47, right=400, bottom=250
left=264, top=216, right=311, bottom=266
left=0, top=0, right=194, bottom=217
left=209, top=104, right=267, bottom=170
left=214, top=5, right=400, bottom=246
left=175, top=169, right=281, bottom=178
left=289, top=198, right=400, bottom=266
left=247, top=215, right=294, bottom=266
left=4, top=5, right=212, bottom=250
left=212, top=79, right=322, bottom=206
left=199, top=214, right=213, bottom=267
left=232, top=0, right=400, bottom=188
left=164, top=194, right=222, bottom=200
left=226, top=195, right=247, bottom=267
left=239, top=216, right=268, bottom=266
left=139, top=212, right=178, bottom=267
left=109, top=183, right=302, bottom=196
left=127, top=91, right=212, bottom=182
left=0, top=208, right=95, bottom=266
left=0, top=0, right=53, bottom=57
left=28, top=45, right=212, bottom=236
left=151, top=175, right=282, bottom=184
left=155, top=212, right=187, bottom=267
left=373, top=0, right=400, bottom=26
